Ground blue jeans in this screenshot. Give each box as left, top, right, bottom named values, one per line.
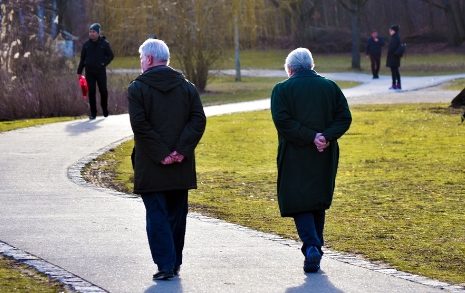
left=293, top=210, right=325, bottom=256
left=141, top=190, right=188, bottom=271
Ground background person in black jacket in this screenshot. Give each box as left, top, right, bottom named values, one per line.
left=365, top=29, right=385, bottom=79
left=77, top=23, right=114, bottom=119
left=386, top=24, right=402, bottom=90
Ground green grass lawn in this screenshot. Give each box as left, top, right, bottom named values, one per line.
left=0, top=255, right=66, bottom=293
left=201, top=76, right=359, bottom=106
left=94, top=102, right=465, bottom=286
left=109, top=49, right=465, bottom=76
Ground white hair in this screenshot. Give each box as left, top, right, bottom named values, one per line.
left=285, top=48, right=314, bottom=75
left=138, top=39, right=170, bottom=65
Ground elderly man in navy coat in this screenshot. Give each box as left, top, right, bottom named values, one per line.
left=271, top=48, right=352, bottom=273
left=128, top=39, right=206, bottom=280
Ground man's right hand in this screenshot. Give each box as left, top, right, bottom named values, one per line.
left=314, top=133, right=330, bottom=152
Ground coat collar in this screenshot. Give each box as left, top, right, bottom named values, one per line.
left=289, top=69, right=321, bottom=79
left=144, top=65, right=170, bottom=74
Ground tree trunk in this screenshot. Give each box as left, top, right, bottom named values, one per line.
left=351, top=11, right=361, bottom=69
left=450, top=0, right=465, bottom=42
left=402, top=0, right=415, bottom=34
left=442, top=0, right=460, bottom=46
left=428, top=0, right=435, bottom=29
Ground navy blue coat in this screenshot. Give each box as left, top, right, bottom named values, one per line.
left=128, top=66, right=206, bottom=194
left=366, top=36, right=385, bottom=55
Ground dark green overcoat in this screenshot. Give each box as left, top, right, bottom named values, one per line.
left=127, top=66, right=206, bottom=194
left=270, top=69, right=352, bottom=217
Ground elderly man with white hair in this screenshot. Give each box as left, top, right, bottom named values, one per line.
left=270, top=48, right=352, bottom=273
left=127, top=39, right=206, bottom=280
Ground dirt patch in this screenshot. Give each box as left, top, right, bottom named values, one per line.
left=82, top=160, right=131, bottom=194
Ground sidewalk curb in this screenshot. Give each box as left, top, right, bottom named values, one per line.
left=0, top=241, right=108, bottom=293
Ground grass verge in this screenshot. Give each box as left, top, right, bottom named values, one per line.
left=0, top=117, right=79, bottom=132
left=0, top=255, right=68, bottom=292
left=89, top=102, right=465, bottom=286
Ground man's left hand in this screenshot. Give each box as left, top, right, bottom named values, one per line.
left=170, top=151, right=185, bottom=163
left=314, top=133, right=330, bottom=152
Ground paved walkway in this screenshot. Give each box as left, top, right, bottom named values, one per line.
left=1, top=72, right=465, bottom=293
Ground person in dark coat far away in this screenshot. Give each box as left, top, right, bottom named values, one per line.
left=449, top=87, right=465, bottom=123
left=77, top=23, right=114, bottom=119
left=386, top=24, right=403, bottom=90
left=127, top=38, right=206, bottom=280
left=366, top=29, right=385, bottom=79
left=270, top=48, right=352, bottom=273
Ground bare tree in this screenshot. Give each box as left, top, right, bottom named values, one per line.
left=86, top=0, right=278, bottom=91
left=156, top=1, right=231, bottom=92
left=419, top=0, right=465, bottom=46
left=0, top=0, right=92, bottom=120
left=270, top=0, right=319, bottom=46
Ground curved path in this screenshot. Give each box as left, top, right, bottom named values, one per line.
left=1, top=72, right=464, bottom=293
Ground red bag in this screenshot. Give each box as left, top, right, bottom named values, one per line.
left=79, top=75, right=88, bottom=98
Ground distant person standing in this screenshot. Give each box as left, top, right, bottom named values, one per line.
left=128, top=39, right=206, bottom=280
left=386, top=24, right=403, bottom=90
left=77, top=23, right=114, bottom=119
left=366, top=29, right=385, bottom=79
left=270, top=48, right=352, bottom=273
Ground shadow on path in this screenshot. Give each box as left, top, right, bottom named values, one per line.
left=285, top=271, right=344, bottom=293
left=65, top=118, right=104, bottom=135
left=144, top=278, right=183, bottom=293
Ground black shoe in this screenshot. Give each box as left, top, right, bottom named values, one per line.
left=89, top=115, right=96, bottom=120
left=304, top=260, right=320, bottom=273
left=173, top=267, right=180, bottom=275
left=373, top=76, right=379, bottom=79
left=153, top=270, right=174, bottom=280
left=303, top=246, right=321, bottom=273
left=103, top=109, right=109, bottom=117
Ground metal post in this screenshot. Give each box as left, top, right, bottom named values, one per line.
left=234, top=14, right=241, bottom=82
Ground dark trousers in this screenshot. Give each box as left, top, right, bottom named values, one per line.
left=85, top=70, right=108, bottom=116
left=390, top=66, right=401, bottom=85
left=369, top=54, right=381, bottom=77
left=141, top=190, right=188, bottom=271
left=293, top=210, right=325, bottom=256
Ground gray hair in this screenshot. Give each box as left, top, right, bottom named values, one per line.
left=138, top=39, right=170, bottom=65
left=285, top=48, right=314, bottom=75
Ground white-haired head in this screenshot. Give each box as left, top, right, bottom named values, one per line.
left=285, top=48, right=314, bottom=77
left=139, top=39, right=170, bottom=64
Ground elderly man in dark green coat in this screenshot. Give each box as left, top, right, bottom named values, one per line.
left=271, top=48, right=352, bottom=273
left=128, top=39, right=206, bottom=280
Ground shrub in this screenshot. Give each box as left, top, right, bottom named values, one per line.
left=0, top=1, right=128, bottom=121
